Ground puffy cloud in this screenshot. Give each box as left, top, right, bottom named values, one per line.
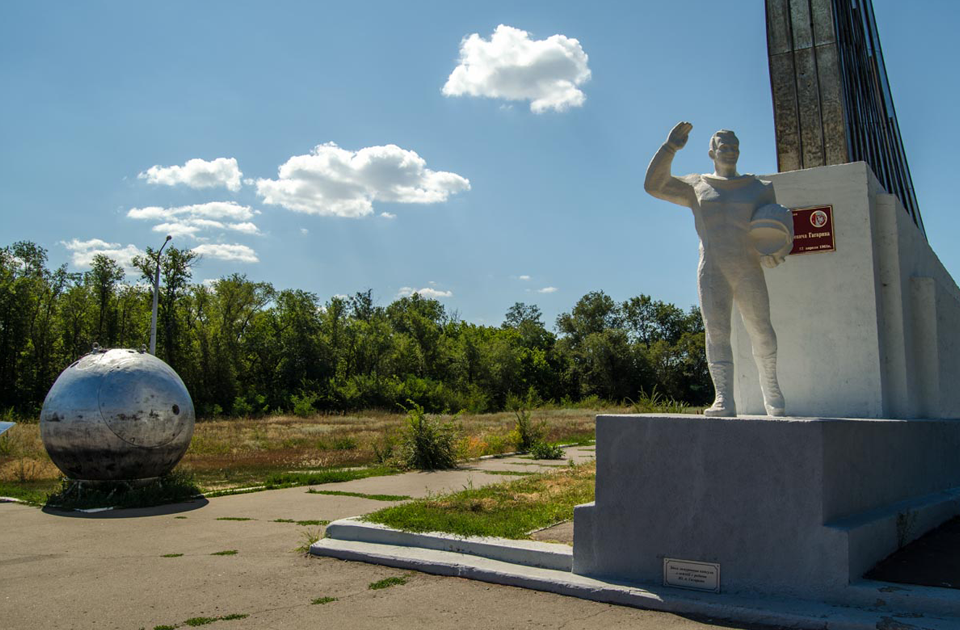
left=518, top=274, right=531, bottom=281
left=536, top=286, right=558, bottom=294
left=191, top=243, right=259, bottom=263
left=397, top=286, right=453, bottom=299
left=139, top=157, right=243, bottom=191
left=61, top=238, right=144, bottom=271
left=442, top=24, right=591, bottom=113
left=380, top=212, right=396, bottom=219
left=255, top=143, right=470, bottom=218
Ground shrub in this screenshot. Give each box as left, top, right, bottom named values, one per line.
left=509, top=408, right=544, bottom=453
left=529, top=441, right=565, bottom=460
left=291, top=392, right=318, bottom=418
left=398, top=401, right=459, bottom=470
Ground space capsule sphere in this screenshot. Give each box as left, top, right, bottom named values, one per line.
left=40, top=347, right=195, bottom=481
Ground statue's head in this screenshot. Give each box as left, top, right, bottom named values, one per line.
left=709, top=130, right=740, bottom=168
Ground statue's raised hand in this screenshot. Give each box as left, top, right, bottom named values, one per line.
left=666, top=121, right=693, bottom=151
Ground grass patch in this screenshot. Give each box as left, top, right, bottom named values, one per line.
left=44, top=470, right=201, bottom=511
left=311, top=596, right=338, bottom=605
left=262, top=466, right=398, bottom=489
left=368, top=575, right=408, bottom=590
left=161, top=553, right=184, bottom=558
left=482, top=470, right=534, bottom=476
left=305, top=489, right=410, bottom=502
left=364, top=463, right=596, bottom=539
left=216, top=517, right=253, bottom=521
left=210, top=549, right=238, bottom=556
left=175, top=516, right=188, bottom=519
left=175, top=612, right=248, bottom=627
left=0, top=479, right=59, bottom=504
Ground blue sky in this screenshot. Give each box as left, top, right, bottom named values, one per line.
left=2, top=1, right=958, bottom=326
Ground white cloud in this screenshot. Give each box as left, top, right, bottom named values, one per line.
left=227, top=222, right=261, bottom=235
left=397, top=286, right=453, bottom=299
left=442, top=24, right=591, bottom=113
left=128, top=202, right=261, bottom=240
left=139, top=157, right=243, bottom=192
left=128, top=201, right=256, bottom=222
left=299, top=227, right=309, bottom=235
left=192, top=243, right=259, bottom=263
left=537, top=286, right=558, bottom=294
left=61, top=238, right=144, bottom=272
left=255, top=142, right=470, bottom=218
left=380, top=212, right=396, bottom=219
left=518, top=274, right=531, bottom=281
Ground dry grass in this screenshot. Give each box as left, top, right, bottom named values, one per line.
left=0, top=407, right=612, bottom=496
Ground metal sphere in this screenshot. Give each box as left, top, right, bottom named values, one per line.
left=40, top=348, right=195, bottom=481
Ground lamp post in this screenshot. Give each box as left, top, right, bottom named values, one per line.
left=149, top=235, right=172, bottom=355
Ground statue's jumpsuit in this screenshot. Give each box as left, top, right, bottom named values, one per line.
left=645, top=144, right=781, bottom=410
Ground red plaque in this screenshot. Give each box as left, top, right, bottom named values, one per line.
left=790, top=205, right=835, bottom=255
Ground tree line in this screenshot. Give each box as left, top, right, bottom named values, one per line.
left=0, top=241, right=710, bottom=418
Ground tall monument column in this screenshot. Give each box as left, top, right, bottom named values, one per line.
left=765, top=0, right=923, bottom=232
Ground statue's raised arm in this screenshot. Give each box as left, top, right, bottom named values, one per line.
left=643, top=122, right=697, bottom=208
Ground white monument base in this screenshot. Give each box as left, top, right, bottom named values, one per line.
left=733, top=162, right=960, bottom=419
left=573, top=414, right=960, bottom=599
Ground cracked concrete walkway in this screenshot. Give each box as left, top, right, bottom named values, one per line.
left=0, top=448, right=782, bottom=630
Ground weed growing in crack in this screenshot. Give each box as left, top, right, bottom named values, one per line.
left=368, top=575, right=409, bottom=590
left=311, top=597, right=338, bottom=605
left=296, top=527, right=322, bottom=554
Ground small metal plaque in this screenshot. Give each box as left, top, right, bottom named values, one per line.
left=663, top=558, right=721, bottom=593
left=790, top=205, right=836, bottom=255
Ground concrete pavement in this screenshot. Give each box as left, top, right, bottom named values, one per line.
left=1, top=448, right=784, bottom=629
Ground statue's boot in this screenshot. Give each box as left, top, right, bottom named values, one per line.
left=756, top=354, right=786, bottom=417
left=704, top=361, right=736, bottom=417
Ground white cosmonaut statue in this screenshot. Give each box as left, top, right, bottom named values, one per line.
left=644, top=122, right=793, bottom=417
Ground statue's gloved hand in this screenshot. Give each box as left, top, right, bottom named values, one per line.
left=666, top=121, right=692, bottom=151
left=760, top=254, right=786, bottom=269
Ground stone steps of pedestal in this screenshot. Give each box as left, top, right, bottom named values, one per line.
left=322, top=517, right=573, bottom=571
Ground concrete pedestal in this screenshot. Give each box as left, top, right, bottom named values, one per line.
left=573, top=414, right=960, bottom=599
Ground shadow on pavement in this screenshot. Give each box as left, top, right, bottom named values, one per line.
left=41, top=498, right=208, bottom=519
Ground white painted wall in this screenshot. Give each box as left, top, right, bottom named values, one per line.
left=731, top=162, right=960, bottom=419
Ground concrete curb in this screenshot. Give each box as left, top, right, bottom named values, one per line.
left=311, top=537, right=960, bottom=630
left=313, top=522, right=960, bottom=630
left=324, top=517, right=572, bottom=571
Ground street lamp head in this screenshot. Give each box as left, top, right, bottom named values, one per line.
left=164, top=235, right=172, bottom=242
